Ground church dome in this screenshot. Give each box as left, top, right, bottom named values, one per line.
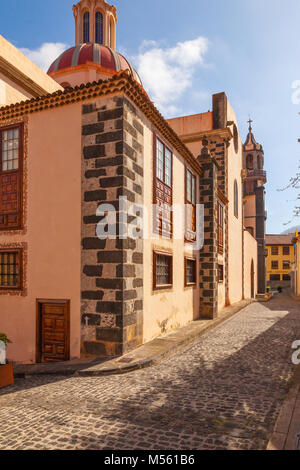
left=47, top=43, right=142, bottom=85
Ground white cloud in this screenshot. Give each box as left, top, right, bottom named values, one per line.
left=134, top=37, right=210, bottom=116
left=20, top=42, right=69, bottom=72
left=18, top=38, right=210, bottom=115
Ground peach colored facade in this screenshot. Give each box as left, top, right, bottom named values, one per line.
left=244, top=230, right=257, bottom=299
left=0, top=105, right=82, bottom=363
left=142, top=119, right=200, bottom=342
left=49, top=64, right=120, bottom=90
left=226, top=102, right=244, bottom=305
left=244, top=194, right=257, bottom=238
left=167, top=112, right=213, bottom=138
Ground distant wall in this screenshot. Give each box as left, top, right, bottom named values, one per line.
left=244, top=230, right=257, bottom=299
left=244, top=194, right=256, bottom=238
left=226, top=100, right=244, bottom=304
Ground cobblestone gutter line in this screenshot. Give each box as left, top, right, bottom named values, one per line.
left=267, top=365, right=300, bottom=450
left=75, top=299, right=254, bottom=376
left=15, top=299, right=254, bottom=378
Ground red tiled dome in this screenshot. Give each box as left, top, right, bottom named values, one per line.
left=47, top=43, right=142, bottom=84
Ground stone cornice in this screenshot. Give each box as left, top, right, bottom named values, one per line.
left=217, top=188, right=229, bottom=206
left=0, top=57, right=51, bottom=98
left=0, top=70, right=203, bottom=176
left=73, top=0, right=117, bottom=22
left=180, top=127, right=233, bottom=144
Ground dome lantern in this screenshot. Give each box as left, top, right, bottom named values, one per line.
left=47, top=0, right=142, bottom=88
left=73, top=0, right=117, bottom=50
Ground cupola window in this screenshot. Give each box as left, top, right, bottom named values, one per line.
left=83, top=12, right=90, bottom=43
left=95, top=12, right=103, bottom=44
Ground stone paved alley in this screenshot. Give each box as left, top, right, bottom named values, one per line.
left=0, top=294, right=299, bottom=450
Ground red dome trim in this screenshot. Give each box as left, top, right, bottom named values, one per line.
left=47, top=44, right=142, bottom=85
left=59, top=46, right=76, bottom=71
left=100, top=46, right=115, bottom=70
left=78, top=43, right=93, bottom=65
left=118, top=54, right=130, bottom=72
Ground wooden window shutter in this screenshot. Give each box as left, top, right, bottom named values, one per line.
left=0, top=124, right=23, bottom=231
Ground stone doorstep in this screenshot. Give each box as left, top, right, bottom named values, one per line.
left=256, top=293, right=273, bottom=302
left=13, top=357, right=112, bottom=378
left=14, top=299, right=253, bottom=378
left=289, top=292, right=300, bottom=302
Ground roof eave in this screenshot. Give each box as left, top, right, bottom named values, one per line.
left=0, top=70, right=203, bottom=177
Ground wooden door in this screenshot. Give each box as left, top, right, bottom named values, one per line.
left=37, top=300, right=70, bottom=363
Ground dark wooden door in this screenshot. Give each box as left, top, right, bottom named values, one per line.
left=37, top=300, right=70, bottom=363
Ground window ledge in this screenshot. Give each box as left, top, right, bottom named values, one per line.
left=152, top=285, right=173, bottom=295
left=153, top=284, right=173, bottom=290
left=184, top=283, right=197, bottom=289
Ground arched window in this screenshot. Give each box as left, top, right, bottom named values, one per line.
left=234, top=180, right=239, bottom=218
left=95, top=12, right=103, bottom=44
left=246, top=154, right=253, bottom=170
left=257, top=155, right=263, bottom=170
left=83, top=12, right=90, bottom=43
left=233, top=124, right=239, bottom=153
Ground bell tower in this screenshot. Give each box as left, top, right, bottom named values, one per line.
left=243, top=119, right=267, bottom=294
left=73, top=0, right=117, bottom=49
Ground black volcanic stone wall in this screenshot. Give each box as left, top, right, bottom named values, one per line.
left=81, top=95, right=144, bottom=357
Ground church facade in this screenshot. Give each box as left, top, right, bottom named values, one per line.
left=0, top=0, right=265, bottom=364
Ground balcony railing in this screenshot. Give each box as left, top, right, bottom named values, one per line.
left=246, top=169, right=267, bottom=180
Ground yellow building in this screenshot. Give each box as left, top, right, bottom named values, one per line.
left=291, top=232, right=300, bottom=296
left=266, top=234, right=295, bottom=287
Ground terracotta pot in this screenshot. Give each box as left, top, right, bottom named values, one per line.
left=0, top=362, right=14, bottom=388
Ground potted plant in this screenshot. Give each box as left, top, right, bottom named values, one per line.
left=277, top=285, right=283, bottom=293
left=0, top=334, right=14, bottom=389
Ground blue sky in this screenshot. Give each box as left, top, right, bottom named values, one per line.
left=1, top=0, right=300, bottom=234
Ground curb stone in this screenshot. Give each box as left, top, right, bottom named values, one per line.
left=75, top=300, right=254, bottom=377
left=267, top=364, right=300, bottom=450
left=14, top=299, right=254, bottom=378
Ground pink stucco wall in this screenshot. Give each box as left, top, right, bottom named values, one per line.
left=0, top=103, right=82, bottom=364
left=244, top=230, right=258, bottom=299
left=167, top=112, right=213, bottom=137
left=243, top=195, right=256, bottom=238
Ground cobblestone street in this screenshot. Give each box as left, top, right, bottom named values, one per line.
left=0, top=295, right=299, bottom=450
